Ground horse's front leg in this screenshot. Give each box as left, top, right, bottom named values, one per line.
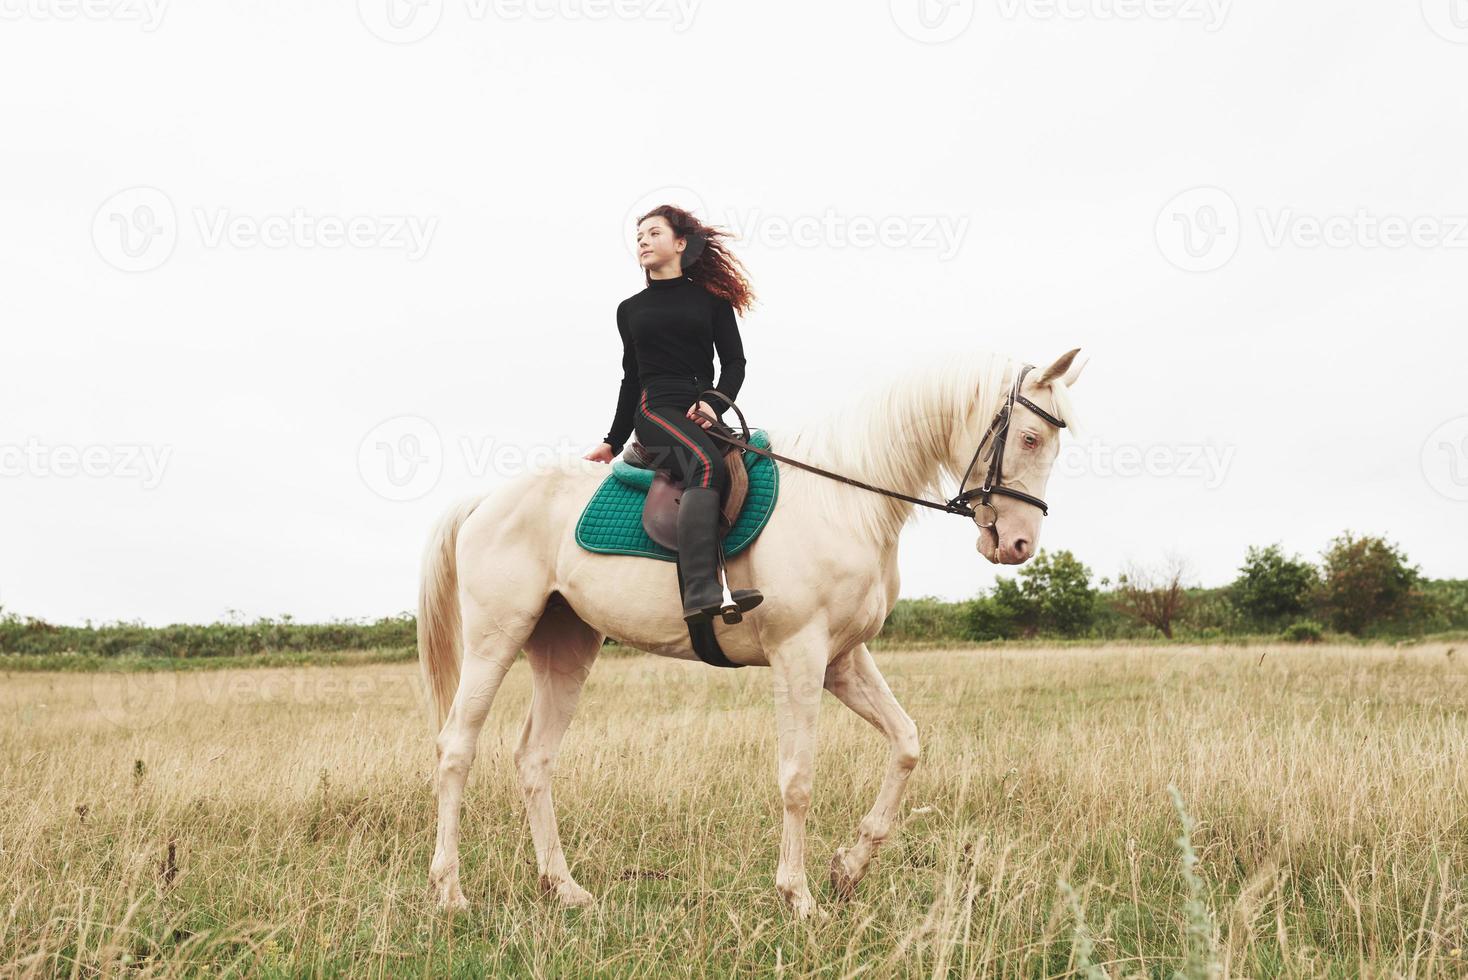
left=769, top=628, right=830, bottom=918
left=823, top=642, right=920, bottom=900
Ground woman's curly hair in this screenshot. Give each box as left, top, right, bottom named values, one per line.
left=637, top=204, right=756, bottom=316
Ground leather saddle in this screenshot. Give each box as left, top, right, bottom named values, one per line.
left=620, top=418, right=751, bottom=552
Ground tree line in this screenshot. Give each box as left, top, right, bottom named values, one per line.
left=3, top=530, right=1462, bottom=661
left=882, top=531, right=1467, bottom=644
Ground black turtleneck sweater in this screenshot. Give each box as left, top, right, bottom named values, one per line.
left=602, top=275, right=747, bottom=454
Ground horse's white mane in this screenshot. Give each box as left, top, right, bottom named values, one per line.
left=758, top=348, right=1078, bottom=546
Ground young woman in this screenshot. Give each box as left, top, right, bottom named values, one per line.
left=582, top=205, right=763, bottom=625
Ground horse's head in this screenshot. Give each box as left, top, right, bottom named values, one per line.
left=969, top=348, right=1084, bottom=566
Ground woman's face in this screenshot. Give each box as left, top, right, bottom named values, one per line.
left=636, top=216, right=684, bottom=272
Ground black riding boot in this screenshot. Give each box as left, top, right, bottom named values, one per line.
left=677, top=486, right=764, bottom=625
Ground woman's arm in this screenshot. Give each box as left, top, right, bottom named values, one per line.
left=602, top=302, right=637, bottom=454
left=710, top=297, right=746, bottom=407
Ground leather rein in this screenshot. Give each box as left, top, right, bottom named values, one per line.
left=688, top=362, right=1067, bottom=530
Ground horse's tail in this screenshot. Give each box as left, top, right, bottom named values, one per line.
left=417, top=494, right=483, bottom=737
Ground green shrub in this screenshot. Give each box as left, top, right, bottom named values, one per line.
left=1280, top=619, right=1324, bottom=644
left=1230, top=543, right=1318, bottom=628
left=1316, top=532, right=1424, bottom=636
left=1419, top=579, right=1468, bottom=632
left=965, top=593, right=1020, bottom=641
left=966, top=550, right=1098, bottom=640
left=878, top=596, right=971, bottom=644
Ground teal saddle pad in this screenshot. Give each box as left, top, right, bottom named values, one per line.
left=575, top=429, right=779, bottom=562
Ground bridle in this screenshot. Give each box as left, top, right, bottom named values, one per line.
left=949, top=362, right=1068, bottom=529
left=689, top=361, right=1067, bottom=531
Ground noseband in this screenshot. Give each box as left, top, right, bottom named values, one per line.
left=947, top=363, right=1068, bottom=529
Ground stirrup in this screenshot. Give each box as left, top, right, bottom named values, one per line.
left=713, top=546, right=762, bottom=625
left=715, top=581, right=742, bottom=625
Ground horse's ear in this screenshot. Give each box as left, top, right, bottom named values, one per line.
left=1037, top=348, right=1083, bottom=387
left=1061, top=353, right=1086, bottom=388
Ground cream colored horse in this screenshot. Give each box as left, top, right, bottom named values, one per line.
left=417, top=347, right=1085, bottom=919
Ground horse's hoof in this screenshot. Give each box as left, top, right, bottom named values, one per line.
left=778, top=886, right=821, bottom=919
left=829, top=848, right=862, bottom=901
left=557, top=883, right=596, bottom=908
left=542, top=875, right=595, bottom=908
left=430, top=864, right=470, bottom=913
left=433, top=888, right=470, bottom=914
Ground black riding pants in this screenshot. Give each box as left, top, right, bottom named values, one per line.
left=634, top=377, right=729, bottom=497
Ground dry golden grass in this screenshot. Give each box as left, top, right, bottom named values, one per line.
left=2, top=641, right=1466, bottom=977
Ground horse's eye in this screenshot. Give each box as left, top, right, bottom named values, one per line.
left=1023, top=433, right=1038, bottom=449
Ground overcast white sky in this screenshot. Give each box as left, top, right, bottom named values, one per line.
left=2, top=0, right=1466, bottom=625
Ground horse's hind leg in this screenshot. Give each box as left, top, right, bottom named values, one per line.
left=824, top=642, right=920, bottom=900
left=516, top=595, right=602, bottom=908
left=428, top=592, right=539, bottom=912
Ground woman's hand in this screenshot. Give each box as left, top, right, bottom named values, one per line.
left=686, top=400, right=717, bottom=429
left=583, top=442, right=615, bottom=463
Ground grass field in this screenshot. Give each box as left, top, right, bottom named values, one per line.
left=2, top=642, right=1466, bottom=977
